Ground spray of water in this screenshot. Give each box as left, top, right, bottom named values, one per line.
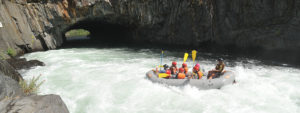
left=20, top=48, right=300, bottom=113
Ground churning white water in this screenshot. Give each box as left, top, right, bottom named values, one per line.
left=20, top=48, right=300, bottom=113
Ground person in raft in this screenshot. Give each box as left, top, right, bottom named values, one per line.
left=195, top=63, right=200, bottom=71
left=194, top=63, right=204, bottom=73
left=169, top=61, right=178, bottom=78
left=158, top=64, right=169, bottom=73
left=162, top=64, right=172, bottom=78
left=207, top=58, right=225, bottom=79
left=155, top=64, right=168, bottom=73
left=182, top=63, right=189, bottom=74
left=192, top=66, right=204, bottom=79
left=176, top=68, right=186, bottom=79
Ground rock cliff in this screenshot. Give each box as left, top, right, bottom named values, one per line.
left=1, top=0, right=300, bottom=50
left=1, top=0, right=300, bottom=64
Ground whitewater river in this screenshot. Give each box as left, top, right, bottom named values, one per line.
left=20, top=48, right=300, bottom=113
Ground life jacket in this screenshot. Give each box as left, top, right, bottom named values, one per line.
left=183, top=67, right=188, bottom=74
left=166, top=69, right=171, bottom=74
left=170, top=66, right=178, bottom=74
left=215, top=63, right=225, bottom=72
left=193, top=71, right=203, bottom=79
left=177, top=73, right=186, bottom=79
left=197, top=71, right=203, bottom=79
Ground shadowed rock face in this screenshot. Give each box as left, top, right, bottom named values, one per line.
left=0, top=0, right=300, bottom=64
left=6, top=58, right=45, bottom=70
left=0, top=60, right=22, bottom=82
left=0, top=71, right=23, bottom=100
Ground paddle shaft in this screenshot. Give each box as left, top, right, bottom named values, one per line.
left=160, top=51, right=163, bottom=71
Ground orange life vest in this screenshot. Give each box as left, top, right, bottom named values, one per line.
left=184, top=67, right=188, bottom=74
left=197, top=71, right=203, bottom=79
left=193, top=71, right=203, bottom=79
left=177, top=73, right=186, bottom=79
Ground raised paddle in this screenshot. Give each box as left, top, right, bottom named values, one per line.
left=158, top=50, right=170, bottom=78
left=159, top=50, right=164, bottom=71
left=183, top=53, right=189, bottom=63
left=192, top=50, right=197, bottom=66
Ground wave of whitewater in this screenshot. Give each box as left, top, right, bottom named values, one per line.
left=20, top=48, right=300, bottom=113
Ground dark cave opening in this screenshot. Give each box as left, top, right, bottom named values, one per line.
left=60, top=18, right=300, bottom=67
left=62, top=17, right=137, bottom=48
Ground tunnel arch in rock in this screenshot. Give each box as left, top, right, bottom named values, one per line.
left=61, top=15, right=139, bottom=46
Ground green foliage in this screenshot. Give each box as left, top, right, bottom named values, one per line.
left=65, top=29, right=90, bottom=38
left=31, top=35, right=36, bottom=45
left=0, top=51, right=6, bottom=60
left=7, top=48, right=16, bottom=57
left=19, top=75, right=45, bottom=95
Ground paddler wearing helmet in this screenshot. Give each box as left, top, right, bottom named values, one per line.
left=158, top=64, right=169, bottom=73
left=170, top=61, right=178, bottom=75
left=176, top=68, right=186, bottom=79
left=208, top=58, right=225, bottom=79
left=192, top=66, right=204, bottom=79
left=181, top=63, right=188, bottom=74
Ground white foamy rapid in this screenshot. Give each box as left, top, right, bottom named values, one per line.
left=20, top=48, right=300, bottom=113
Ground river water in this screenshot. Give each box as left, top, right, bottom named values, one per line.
left=20, top=48, right=300, bottom=113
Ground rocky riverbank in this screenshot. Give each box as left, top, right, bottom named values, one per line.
left=0, top=59, right=69, bottom=113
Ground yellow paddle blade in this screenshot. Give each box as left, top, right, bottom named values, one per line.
left=192, top=50, right=197, bottom=62
left=158, top=73, right=170, bottom=78
left=183, top=53, right=189, bottom=63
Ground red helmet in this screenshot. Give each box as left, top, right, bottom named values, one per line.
left=182, top=63, right=187, bottom=67
left=166, top=70, right=171, bottom=74
left=193, top=66, right=199, bottom=71
left=179, top=68, right=184, bottom=72
left=172, top=61, right=177, bottom=66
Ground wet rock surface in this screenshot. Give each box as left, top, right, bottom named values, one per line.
left=0, top=60, right=22, bottom=82
left=6, top=58, right=45, bottom=70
